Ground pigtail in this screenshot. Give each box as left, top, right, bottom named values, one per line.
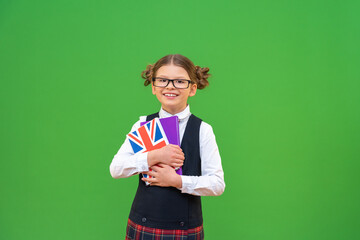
left=195, top=66, right=210, bottom=89
left=141, top=64, right=154, bottom=86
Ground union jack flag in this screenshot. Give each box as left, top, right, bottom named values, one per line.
left=127, top=118, right=169, bottom=180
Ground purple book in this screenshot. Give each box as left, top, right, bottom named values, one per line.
left=141, top=116, right=182, bottom=175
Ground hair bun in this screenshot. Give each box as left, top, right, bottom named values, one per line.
left=141, top=64, right=154, bottom=86
left=195, top=66, right=210, bottom=89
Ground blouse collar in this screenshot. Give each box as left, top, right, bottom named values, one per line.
left=159, top=105, right=191, bottom=121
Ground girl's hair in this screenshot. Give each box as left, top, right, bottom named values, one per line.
left=141, top=54, right=210, bottom=89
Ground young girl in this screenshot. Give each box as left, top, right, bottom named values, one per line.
left=110, top=54, right=225, bottom=240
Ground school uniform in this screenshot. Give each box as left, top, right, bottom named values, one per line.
left=110, top=105, right=225, bottom=239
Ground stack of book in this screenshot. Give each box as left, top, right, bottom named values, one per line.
left=126, top=116, right=182, bottom=181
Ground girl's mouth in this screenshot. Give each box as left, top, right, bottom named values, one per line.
left=163, top=93, right=178, bottom=97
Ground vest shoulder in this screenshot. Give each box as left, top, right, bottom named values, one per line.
left=146, top=112, right=159, bottom=121
left=190, top=113, right=207, bottom=126
left=199, top=120, right=214, bottom=133
left=189, top=115, right=215, bottom=135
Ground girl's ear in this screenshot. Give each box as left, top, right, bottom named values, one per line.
left=152, top=84, right=156, bottom=95
left=189, top=84, right=197, bottom=97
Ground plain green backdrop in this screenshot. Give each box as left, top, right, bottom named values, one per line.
left=1, top=0, right=359, bottom=239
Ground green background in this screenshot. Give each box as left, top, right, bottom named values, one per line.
left=1, top=0, right=359, bottom=239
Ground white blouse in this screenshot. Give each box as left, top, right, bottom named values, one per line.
left=109, top=105, right=225, bottom=196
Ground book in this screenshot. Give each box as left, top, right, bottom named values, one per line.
left=141, top=116, right=182, bottom=175
left=127, top=116, right=182, bottom=182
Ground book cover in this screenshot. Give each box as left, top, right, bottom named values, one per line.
left=127, top=118, right=169, bottom=154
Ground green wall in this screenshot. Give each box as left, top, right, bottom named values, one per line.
left=1, top=0, right=359, bottom=239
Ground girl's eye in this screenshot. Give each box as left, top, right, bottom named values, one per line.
left=158, top=79, right=168, bottom=83
left=175, top=80, right=185, bottom=84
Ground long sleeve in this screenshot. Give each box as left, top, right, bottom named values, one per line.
left=180, top=122, right=225, bottom=196
left=109, top=117, right=150, bottom=178
left=110, top=107, right=226, bottom=196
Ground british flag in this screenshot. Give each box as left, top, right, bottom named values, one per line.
left=127, top=118, right=169, bottom=180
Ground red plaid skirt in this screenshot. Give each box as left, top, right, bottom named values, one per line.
left=125, top=218, right=204, bottom=240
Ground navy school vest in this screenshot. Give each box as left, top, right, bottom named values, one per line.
left=128, top=113, right=203, bottom=229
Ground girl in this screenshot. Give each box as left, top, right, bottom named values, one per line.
left=110, top=54, right=225, bottom=240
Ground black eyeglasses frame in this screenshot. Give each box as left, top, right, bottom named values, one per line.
left=152, top=77, right=193, bottom=89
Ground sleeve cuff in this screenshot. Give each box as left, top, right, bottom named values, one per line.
left=178, top=175, right=193, bottom=193
left=135, top=152, right=149, bottom=172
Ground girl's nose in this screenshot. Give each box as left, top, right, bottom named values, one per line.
left=165, top=81, right=176, bottom=89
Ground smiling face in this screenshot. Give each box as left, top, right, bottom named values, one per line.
left=152, top=64, right=197, bottom=115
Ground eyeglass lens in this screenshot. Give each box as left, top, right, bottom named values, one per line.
left=153, top=78, right=190, bottom=89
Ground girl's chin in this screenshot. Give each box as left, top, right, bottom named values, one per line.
left=159, top=98, right=180, bottom=106
left=162, top=104, right=187, bottom=114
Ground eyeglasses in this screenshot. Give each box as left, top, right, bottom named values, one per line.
left=152, top=77, right=192, bottom=89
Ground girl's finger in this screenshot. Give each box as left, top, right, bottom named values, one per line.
left=178, top=158, right=184, bottom=163
left=147, top=171, right=157, bottom=177
left=151, top=165, right=161, bottom=171
left=158, top=163, right=168, bottom=168
left=174, top=154, right=185, bottom=160
left=174, top=148, right=184, bottom=154
left=142, top=178, right=157, bottom=183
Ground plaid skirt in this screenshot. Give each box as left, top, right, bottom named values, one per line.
left=125, top=218, right=204, bottom=240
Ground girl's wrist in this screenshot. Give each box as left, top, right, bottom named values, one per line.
left=147, top=149, right=159, bottom=167
left=147, top=150, right=155, bottom=167
left=173, top=174, right=182, bottom=189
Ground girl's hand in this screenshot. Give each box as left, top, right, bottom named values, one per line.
left=142, top=164, right=182, bottom=188
left=147, top=144, right=184, bottom=168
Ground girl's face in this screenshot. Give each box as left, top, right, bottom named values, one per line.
left=152, top=64, right=197, bottom=115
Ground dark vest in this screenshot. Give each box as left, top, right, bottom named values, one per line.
left=128, top=113, right=203, bottom=229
